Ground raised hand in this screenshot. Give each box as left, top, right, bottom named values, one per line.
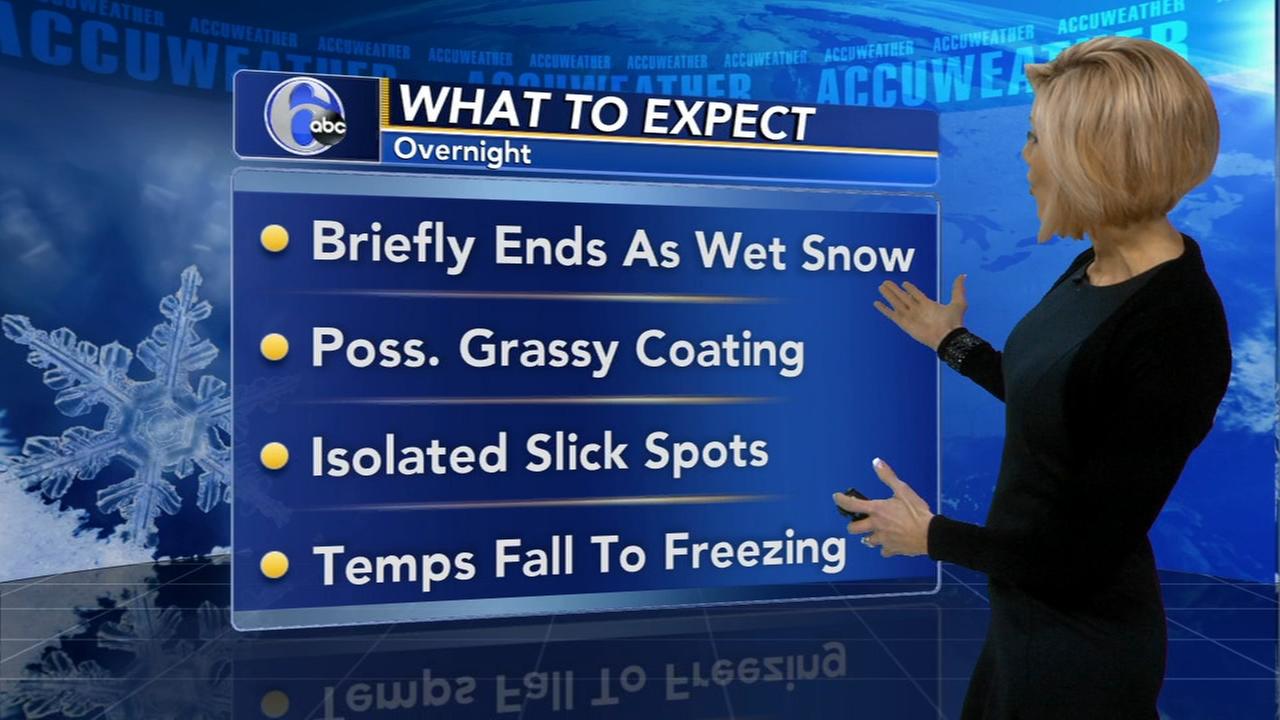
left=874, top=274, right=968, bottom=350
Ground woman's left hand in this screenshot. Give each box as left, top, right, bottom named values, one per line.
left=832, top=458, right=935, bottom=557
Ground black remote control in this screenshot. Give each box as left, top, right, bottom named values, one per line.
left=836, top=487, right=871, bottom=522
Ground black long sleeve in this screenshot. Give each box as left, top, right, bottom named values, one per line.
left=937, top=327, right=1004, bottom=401
left=933, top=249, right=1099, bottom=404
left=927, top=302, right=1231, bottom=593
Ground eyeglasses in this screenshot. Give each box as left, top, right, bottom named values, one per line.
left=1026, top=130, right=1039, bottom=144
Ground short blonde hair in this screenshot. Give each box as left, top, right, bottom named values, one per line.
left=1025, top=36, right=1219, bottom=241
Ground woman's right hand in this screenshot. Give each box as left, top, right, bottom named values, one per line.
left=874, top=274, right=969, bottom=351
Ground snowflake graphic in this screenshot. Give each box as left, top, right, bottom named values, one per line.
left=4, top=568, right=232, bottom=720
left=0, top=409, right=16, bottom=458
left=0, top=266, right=231, bottom=547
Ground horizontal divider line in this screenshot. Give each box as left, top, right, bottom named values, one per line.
left=291, top=289, right=776, bottom=304
left=382, top=123, right=941, bottom=158
left=302, top=493, right=780, bottom=512
left=297, top=395, right=778, bottom=406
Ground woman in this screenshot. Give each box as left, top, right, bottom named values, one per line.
left=832, top=36, right=1232, bottom=719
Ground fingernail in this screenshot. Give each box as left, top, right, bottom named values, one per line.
left=831, top=492, right=841, bottom=501
left=872, top=457, right=884, bottom=468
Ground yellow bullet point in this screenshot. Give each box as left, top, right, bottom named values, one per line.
left=260, top=689, right=290, bottom=717
left=260, top=333, right=289, bottom=361
left=260, top=442, right=289, bottom=470
left=260, top=551, right=289, bottom=580
left=260, top=224, right=289, bottom=252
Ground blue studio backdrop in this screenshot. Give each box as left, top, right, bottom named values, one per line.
left=0, top=0, right=1273, bottom=591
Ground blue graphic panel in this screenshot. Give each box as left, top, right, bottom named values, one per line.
left=234, top=72, right=382, bottom=162
left=232, top=70, right=939, bottom=185
left=230, top=170, right=940, bottom=628
left=379, top=131, right=938, bottom=186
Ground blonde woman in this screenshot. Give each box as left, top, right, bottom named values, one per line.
left=832, top=36, right=1232, bottom=718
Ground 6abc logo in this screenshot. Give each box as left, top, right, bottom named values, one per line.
left=264, top=77, right=347, bottom=156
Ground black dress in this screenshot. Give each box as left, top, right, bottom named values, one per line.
left=928, top=234, right=1232, bottom=719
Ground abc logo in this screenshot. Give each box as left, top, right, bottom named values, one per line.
left=309, top=111, right=347, bottom=145
left=264, top=77, right=347, bottom=155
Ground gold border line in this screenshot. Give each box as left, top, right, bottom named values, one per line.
left=298, top=395, right=776, bottom=406
left=382, top=123, right=938, bottom=158
left=379, top=77, right=391, bottom=128
left=297, top=289, right=773, bottom=305
left=304, top=493, right=779, bottom=512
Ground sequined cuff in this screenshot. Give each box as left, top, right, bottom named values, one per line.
left=936, top=327, right=983, bottom=373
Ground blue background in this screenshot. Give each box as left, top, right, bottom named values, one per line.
left=0, top=0, right=1273, bottom=591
